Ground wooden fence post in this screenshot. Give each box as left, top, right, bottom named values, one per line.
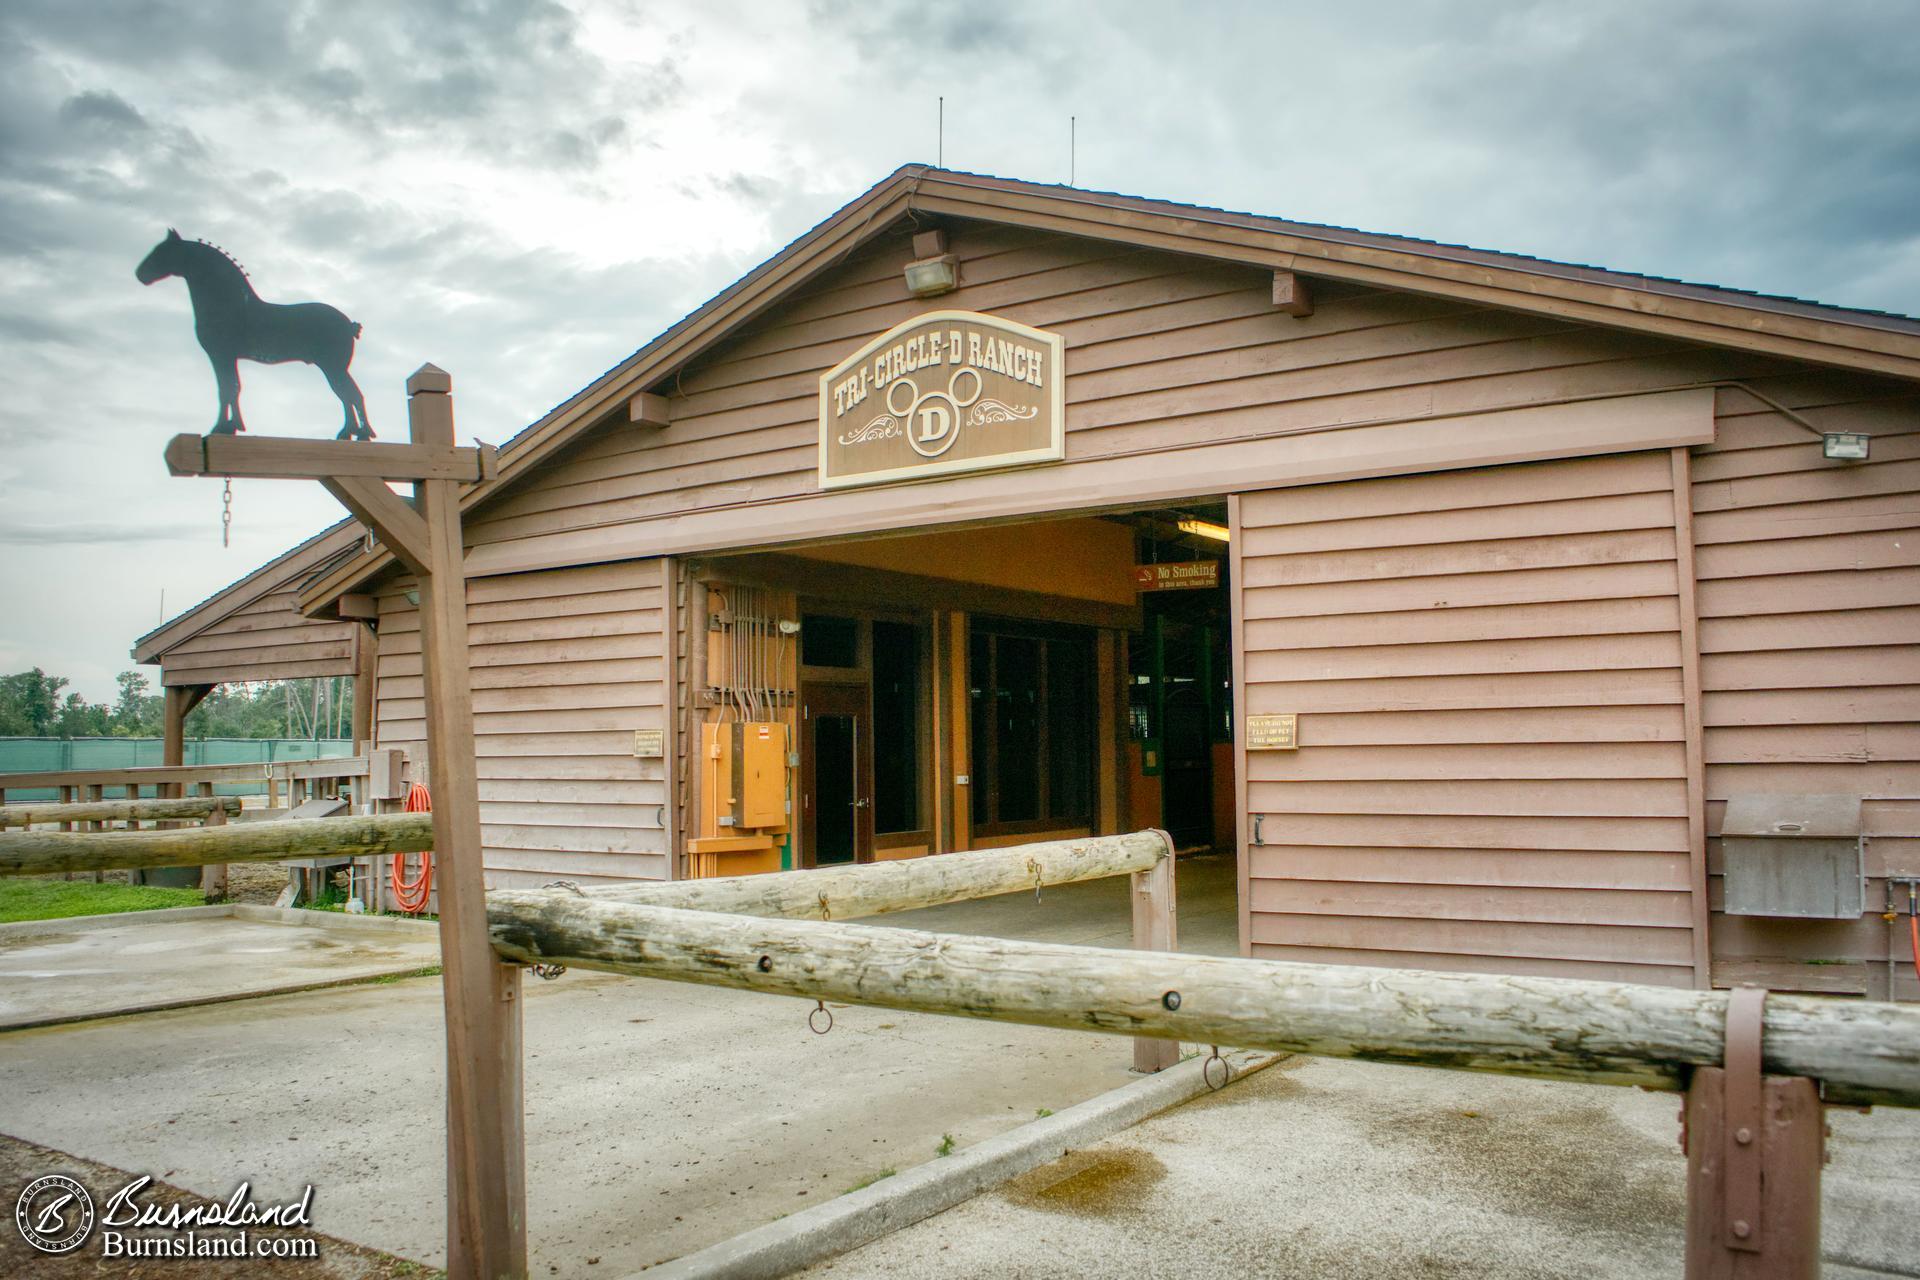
left=1683, top=988, right=1823, bottom=1279
left=408, top=366, right=528, bottom=1279
left=1131, top=831, right=1180, bottom=1073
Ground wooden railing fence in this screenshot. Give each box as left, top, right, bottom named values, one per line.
left=5, top=819, right=1915, bottom=1278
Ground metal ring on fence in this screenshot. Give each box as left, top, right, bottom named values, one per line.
left=809, top=1000, right=834, bottom=1035
left=530, top=963, right=567, bottom=981
left=1203, top=1046, right=1231, bottom=1091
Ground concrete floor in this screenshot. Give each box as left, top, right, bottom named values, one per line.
left=0, top=913, right=441, bottom=1029
left=0, top=865, right=1211, bottom=1276
left=800, top=1054, right=1920, bottom=1280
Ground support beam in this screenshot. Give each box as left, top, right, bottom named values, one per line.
left=165, top=433, right=496, bottom=482
left=0, top=797, right=240, bottom=828
left=321, top=475, right=432, bottom=575
left=588, top=829, right=1169, bottom=918
left=406, top=364, right=527, bottom=1280
left=629, top=391, right=670, bottom=428
left=1131, top=848, right=1180, bottom=1073
left=483, top=897, right=1920, bottom=1110
left=1272, top=270, right=1313, bottom=317
left=0, top=813, right=432, bottom=877
left=351, top=622, right=378, bottom=753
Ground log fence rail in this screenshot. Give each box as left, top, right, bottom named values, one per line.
left=2, top=817, right=1910, bottom=1278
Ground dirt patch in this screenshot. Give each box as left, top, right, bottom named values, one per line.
left=225, top=861, right=291, bottom=905
left=1000, top=1147, right=1167, bottom=1219
left=0, top=1133, right=436, bottom=1278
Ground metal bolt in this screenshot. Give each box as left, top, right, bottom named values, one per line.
left=1734, top=1127, right=1753, bottom=1146
left=757, top=955, right=773, bottom=972
left=1732, top=1221, right=1751, bottom=1240
left=1162, top=991, right=1182, bottom=1011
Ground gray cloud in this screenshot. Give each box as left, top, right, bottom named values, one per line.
left=0, top=0, right=1916, bottom=698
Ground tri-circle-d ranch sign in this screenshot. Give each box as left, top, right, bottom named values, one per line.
left=818, top=311, right=1065, bottom=489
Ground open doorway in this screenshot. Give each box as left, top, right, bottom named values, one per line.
left=1126, top=506, right=1234, bottom=856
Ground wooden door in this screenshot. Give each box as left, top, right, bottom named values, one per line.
left=801, top=683, right=871, bottom=866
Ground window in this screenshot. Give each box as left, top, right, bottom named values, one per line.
left=871, top=620, right=922, bottom=834
left=801, top=614, right=859, bottom=668
left=969, top=621, right=1095, bottom=832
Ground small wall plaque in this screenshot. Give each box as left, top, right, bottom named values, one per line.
left=1246, top=713, right=1298, bottom=751
left=633, top=729, right=666, bottom=759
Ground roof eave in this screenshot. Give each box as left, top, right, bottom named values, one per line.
left=296, top=166, right=1920, bottom=614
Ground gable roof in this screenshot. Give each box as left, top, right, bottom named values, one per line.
left=296, top=164, right=1920, bottom=613
left=134, top=519, right=363, bottom=663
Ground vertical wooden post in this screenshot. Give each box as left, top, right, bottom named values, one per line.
left=1683, top=1071, right=1823, bottom=1278
left=1683, top=987, right=1822, bottom=1279
left=197, top=780, right=228, bottom=900
left=1131, top=831, right=1180, bottom=1073
left=407, top=364, right=527, bottom=1280
left=352, top=622, right=378, bottom=754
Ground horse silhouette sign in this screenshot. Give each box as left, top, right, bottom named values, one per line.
left=136, top=229, right=373, bottom=440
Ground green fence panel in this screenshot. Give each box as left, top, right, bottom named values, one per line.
left=0, top=738, right=353, bottom=802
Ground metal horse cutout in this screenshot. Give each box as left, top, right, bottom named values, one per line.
left=136, top=229, right=373, bottom=439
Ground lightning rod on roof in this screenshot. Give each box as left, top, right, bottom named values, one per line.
left=1070, top=116, right=1076, bottom=187
left=938, top=97, right=944, bottom=168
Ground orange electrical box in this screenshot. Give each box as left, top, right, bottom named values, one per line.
left=697, top=719, right=790, bottom=848
left=733, top=721, right=788, bottom=830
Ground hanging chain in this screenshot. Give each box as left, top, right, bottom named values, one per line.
left=221, top=478, right=233, bottom=548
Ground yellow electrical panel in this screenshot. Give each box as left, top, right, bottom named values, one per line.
left=692, top=720, right=790, bottom=877
left=734, top=721, right=788, bottom=830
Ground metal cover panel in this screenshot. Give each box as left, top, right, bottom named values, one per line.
left=1721, top=793, right=1861, bottom=839
left=1723, top=837, right=1865, bottom=919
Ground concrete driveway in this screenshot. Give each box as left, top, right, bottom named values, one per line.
left=800, top=1054, right=1920, bottom=1280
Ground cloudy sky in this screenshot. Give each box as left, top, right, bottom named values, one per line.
left=2, top=0, right=1916, bottom=700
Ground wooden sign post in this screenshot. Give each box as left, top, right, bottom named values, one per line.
left=165, top=366, right=525, bottom=1280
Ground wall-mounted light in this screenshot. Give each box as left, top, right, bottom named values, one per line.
left=404, top=589, right=421, bottom=606
left=1177, top=518, right=1230, bottom=542
left=1822, top=431, right=1870, bottom=461
left=903, top=254, right=958, bottom=298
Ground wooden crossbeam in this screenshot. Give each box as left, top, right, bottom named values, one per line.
left=164, top=433, right=498, bottom=483
left=0, top=796, right=240, bottom=828
left=484, top=895, right=1920, bottom=1110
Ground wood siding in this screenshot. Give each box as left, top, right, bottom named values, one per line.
left=1693, top=383, right=1920, bottom=1000
left=373, top=560, right=670, bottom=886
left=158, top=584, right=361, bottom=688
left=466, top=223, right=1715, bottom=566
left=1234, top=451, right=1699, bottom=987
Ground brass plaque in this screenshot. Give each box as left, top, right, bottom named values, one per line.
left=818, top=310, right=1064, bottom=490
left=633, top=729, right=666, bottom=759
left=1246, top=713, right=1298, bottom=751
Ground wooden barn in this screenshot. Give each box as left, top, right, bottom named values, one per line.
left=141, top=166, right=1920, bottom=1001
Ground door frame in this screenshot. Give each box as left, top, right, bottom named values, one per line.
left=799, top=680, right=873, bottom=867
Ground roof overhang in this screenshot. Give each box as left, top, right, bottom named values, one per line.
left=298, top=165, right=1920, bottom=614
left=135, top=520, right=363, bottom=662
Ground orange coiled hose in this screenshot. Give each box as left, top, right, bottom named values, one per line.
left=390, top=782, right=433, bottom=913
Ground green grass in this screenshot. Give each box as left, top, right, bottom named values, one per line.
left=842, top=1168, right=896, bottom=1194
left=0, top=879, right=203, bottom=924
left=1035, top=1107, right=1054, bottom=1118
left=935, top=1133, right=956, bottom=1158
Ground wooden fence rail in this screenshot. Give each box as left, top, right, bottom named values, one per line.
left=0, top=797, right=242, bottom=829
left=0, top=813, right=432, bottom=877
left=587, top=829, right=1171, bottom=919
left=484, top=894, right=1920, bottom=1110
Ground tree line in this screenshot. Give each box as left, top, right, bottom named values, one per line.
left=0, top=669, right=356, bottom=740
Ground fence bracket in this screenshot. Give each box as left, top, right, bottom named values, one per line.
left=1683, top=985, right=1824, bottom=1279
